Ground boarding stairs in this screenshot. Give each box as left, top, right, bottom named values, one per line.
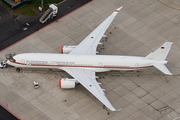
left=39, top=8, right=53, bottom=24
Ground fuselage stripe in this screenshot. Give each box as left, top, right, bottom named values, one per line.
left=8, top=59, right=153, bottom=69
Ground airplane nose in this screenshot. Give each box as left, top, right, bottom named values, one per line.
left=6, top=59, right=10, bottom=65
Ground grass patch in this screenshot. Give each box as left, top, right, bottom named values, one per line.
left=0, top=1, right=9, bottom=9
left=13, top=4, right=49, bottom=16
left=0, top=0, right=63, bottom=16
left=31, top=0, right=63, bottom=4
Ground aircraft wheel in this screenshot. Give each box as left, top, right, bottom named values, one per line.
left=16, top=68, right=20, bottom=72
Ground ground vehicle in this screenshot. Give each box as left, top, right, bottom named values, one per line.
left=0, top=60, right=6, bottom=68
left=39, top=4, right=58, bottom=24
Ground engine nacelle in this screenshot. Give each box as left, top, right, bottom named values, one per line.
left=61, top=46, right=77, bottom=54
left=59, top=78, right=77, bottom=89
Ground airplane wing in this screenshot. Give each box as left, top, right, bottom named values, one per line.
left=69, top=6, right=123, bottom=55
left=61, top=68, right=121, bottom=111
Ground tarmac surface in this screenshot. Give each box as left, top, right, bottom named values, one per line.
left=1, top=0, right=180, bottom=120
left=0, top=0, right=92, bottom=51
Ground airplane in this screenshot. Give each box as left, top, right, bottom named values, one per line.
left=6, top=6, right=173, bottom=111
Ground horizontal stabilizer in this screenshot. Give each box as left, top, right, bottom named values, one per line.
left=153, top=63, right=172, bottom=75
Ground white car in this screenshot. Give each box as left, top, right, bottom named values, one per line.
left=33, top=81, right=39, bottom=89
left=0, top=60, right=6, bottom=68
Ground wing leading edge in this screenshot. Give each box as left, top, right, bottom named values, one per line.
left=69, top=6, right=123, bottom=55
left=62, top=68, right=121, bottom=111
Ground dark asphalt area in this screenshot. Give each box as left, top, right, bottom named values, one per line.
left=0, top=0, right=92, bottom=52
left=0, top=105, right=20, bottom=120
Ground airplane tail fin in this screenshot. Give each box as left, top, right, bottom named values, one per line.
left=145, top=42, right=173, bottom=75
left=145, top=42, right=173, bottom=61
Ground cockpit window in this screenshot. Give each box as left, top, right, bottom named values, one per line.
left=10, top=58, right=16, bottom=62
left=5, top=53, right=16, bottom=62
left=9, top=55, right=16, bottom=62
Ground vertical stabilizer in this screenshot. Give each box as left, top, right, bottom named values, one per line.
left=146, top=42, right=173, bottom=75
left=145, top=42, right=173, bottom=61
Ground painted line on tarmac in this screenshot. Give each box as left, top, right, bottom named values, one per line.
left=157, top=0, right=180, bottom=11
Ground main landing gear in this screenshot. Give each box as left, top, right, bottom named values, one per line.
left=16, top=68, right=20, bottom=72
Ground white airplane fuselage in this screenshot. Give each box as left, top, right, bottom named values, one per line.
left=7, top=53, right=167, bottom=72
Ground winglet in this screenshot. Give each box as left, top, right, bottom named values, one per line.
left=116, top=108, right=122, bottom=111
left=115, top=6, right=123, bottom=12
left=110, top=107, right=122, bottom=111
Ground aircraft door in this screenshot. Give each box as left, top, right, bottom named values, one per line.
left=51, top=61, right=55, bottom=67
left=26, top=60, right=31, bottom=66
left=135, top=63, right=139, bottom=69
left=99, top=63, right=103, bottom=68
left=21, top=59, right=25, bottom=65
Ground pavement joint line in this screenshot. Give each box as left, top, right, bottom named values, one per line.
left=157, top=0, right=180, bottom=11
left=18, top=69, right=178, bottom=76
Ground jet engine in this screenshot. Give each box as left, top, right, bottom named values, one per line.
left=61, top=46, right=77, bottom=54
left=59, top=78, right=77, bottom=89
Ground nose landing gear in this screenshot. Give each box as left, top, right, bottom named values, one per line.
left=16, top=68, right=20, bottom=72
